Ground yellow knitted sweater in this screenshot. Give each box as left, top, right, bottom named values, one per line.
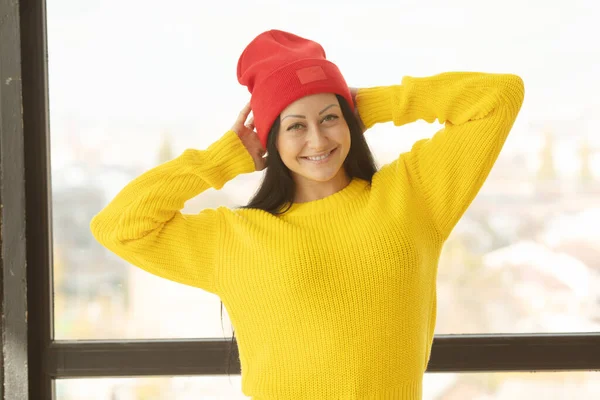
left=91, top=72, right=524, bottom=399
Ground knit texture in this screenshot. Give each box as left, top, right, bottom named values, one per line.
left=237, top=29, right=353, bottom=148
left=91, top=72, right=525, bottom=399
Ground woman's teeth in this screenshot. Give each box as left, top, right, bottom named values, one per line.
left=305, top=150, right=333, bottom=161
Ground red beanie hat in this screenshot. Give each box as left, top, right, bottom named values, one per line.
left=237, top=30, right=354, bottom=148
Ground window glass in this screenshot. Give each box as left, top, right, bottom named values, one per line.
left=48, top=0, right=600, bottom=339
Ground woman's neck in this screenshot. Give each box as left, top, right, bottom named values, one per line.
left=293, top=170, right=351, bottom=203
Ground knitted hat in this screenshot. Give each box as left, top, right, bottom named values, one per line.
left=237, top=29, right=354, bottom=148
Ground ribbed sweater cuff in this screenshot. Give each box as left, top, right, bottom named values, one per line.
left=355, top=86, right=398, bottom=129
left=179, top=130, right=256, bottom=190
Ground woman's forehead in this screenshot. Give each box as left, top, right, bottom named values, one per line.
left=281, top=93, right=339, bottom=117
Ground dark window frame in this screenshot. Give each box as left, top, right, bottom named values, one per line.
left=0, top=0, right=597, bottom=399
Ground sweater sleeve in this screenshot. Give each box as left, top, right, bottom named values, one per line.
left=90, top=130, right=256, bottom=294
left=356, top=72, right=525, bottom=239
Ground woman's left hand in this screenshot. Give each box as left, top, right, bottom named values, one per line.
left=349, top=87, right=366, bottom=134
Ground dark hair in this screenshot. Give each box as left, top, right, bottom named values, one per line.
left=220, top=94, right=378, bottom=375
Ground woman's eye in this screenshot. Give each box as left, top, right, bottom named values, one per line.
left=322, top=114, right=339, bottom=122
left=287, top=123, right=303, bottom=131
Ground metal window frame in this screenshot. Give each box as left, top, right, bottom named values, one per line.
left=0, top=0, right=597, bottom=399
left=1, top=0, right=30, bottom=399
left=46, top=335, right=600, bottom=379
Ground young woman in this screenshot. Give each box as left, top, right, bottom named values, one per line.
left=91, top=29, right=524, bottom=399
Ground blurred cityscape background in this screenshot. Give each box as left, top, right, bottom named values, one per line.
left=48, top=0, right=600, bottom=398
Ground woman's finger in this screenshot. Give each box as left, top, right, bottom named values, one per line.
left=246, top=115, right=254, bottom=125
left=237, top=102, right=252, bottom=124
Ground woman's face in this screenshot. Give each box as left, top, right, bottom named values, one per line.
left=276, top=93, right=351, bottom=185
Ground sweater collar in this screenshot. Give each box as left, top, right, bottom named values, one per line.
left=282, top=178, right=370, bottom=217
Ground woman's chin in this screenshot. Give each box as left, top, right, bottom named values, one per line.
left=296, top=167, right=345, bottom=184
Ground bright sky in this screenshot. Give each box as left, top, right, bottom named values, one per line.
left=46, top=0, right=600, bottom=178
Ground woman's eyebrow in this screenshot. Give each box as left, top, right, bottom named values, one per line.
left=281, top=104, right=339, bottom=121
left=318, top=104, right=339, bottom=114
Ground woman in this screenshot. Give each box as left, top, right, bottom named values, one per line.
left=91, top=29, right=524, bottom=399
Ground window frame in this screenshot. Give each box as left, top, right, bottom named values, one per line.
left=1, top=1, right=598, bottom=399
left=1, top=1, right=30, bottom=399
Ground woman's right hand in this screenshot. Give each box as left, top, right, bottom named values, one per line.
left=231, top=102, right=267, bottom=171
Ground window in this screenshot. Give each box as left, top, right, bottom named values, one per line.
left=54, top=372, right=600, bottom=399
left=1, top=0, right=598, bottom=399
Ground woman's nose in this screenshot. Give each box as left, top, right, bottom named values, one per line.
left=306, top=125, right=328, bottom=149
